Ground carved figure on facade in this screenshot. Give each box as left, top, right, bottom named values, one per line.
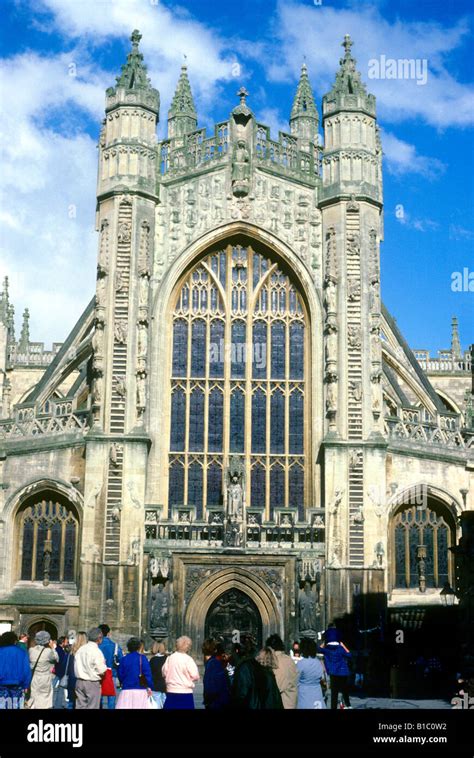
left=96, top=276, right=107, bottom=308
left=150, top=584, right=169, bottom=630
left=117, top=220, right=132, bottom=245
left=347, top=325, right=362, bottom=349
left=136, top=371, right=146, bottom=413
left=298, top=581, right=319, bottom=634
left=231, top=139, right=251, bottom=197
left=328, top=489, right=344, bottom=515
left=346, top=233, right=360, bottom=257
left=325, top=226, right=337, bottom=283
left=347, top=277, right=360, bottom=302
left=97, top=219, right=109, bottom=275
left=114, top=320, right=128, bottom=344
left=114, top=374, right=127, bottom=398
left=138, top=220, right=151, bottom=275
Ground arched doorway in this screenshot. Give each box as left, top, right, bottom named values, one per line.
left=27, top=619, right=58, bottom=643
left=205, top=588, right=262, bottom=648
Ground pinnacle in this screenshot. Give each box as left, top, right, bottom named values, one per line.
left=290, top=62, right=318, bottom=121
left=169, top=62, right=197, bottom=118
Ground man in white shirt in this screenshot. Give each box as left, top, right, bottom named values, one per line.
left=74, top=628, right=107, bottom=709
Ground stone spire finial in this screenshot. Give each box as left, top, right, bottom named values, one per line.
left=116, top=29, right=151, bottom=90
left=322, top=35, right=376, bottom=117
left=290, top=62, right=319, bottom=147
left=451, top=316, right=462, bottom=359
left=290, top=62, right=318, bottom=121
left=167, top=61, right=198, bottom=138
left=19, top=307, right=30, bottom=352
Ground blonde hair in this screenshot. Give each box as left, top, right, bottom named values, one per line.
left=176, top=635, right=192, bottom=653
left=256, top=646, right=279, bottom=670
left=152, top=641, right=166, bottom=655
left=72, top=631, right=88, bottom=656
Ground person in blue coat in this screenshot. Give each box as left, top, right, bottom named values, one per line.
left=116, top=638, right=152, bottom=709
left=318, top=627, right=352, bottom=709
left=202, top=638, right=230, bottom=710
left=0, top=631, right=31, bottom=709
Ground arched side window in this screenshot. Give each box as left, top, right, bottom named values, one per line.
left=391, top=499, right=455, bottom=590
left=17, top=494, right=80, bottom=583
left=168, top=242, right=309, bottom=520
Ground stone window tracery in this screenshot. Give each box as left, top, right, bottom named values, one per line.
left=18, top=494, right=79, bottom=583
left=168, top=243, right=309, bottom=519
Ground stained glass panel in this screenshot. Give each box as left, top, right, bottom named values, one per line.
left=289, top=391, right=304, bottom=454
left=20, top=519, right=34, bottom=580
left=251, top=465, right=266, bottom=508
left=188, top=462, right=203, bottom=517
left=191, top=320, right=206, bottom=376
left=49, top=521, right=62, bottom=581
left=207, top=463, right=222, bottom=506
left=172, top=319, right=187, bottom=376
left=270, top=465, right=285, bottom=517
left=63, top=521, right=76, bottom=582
left=252, top=389, right=266, bottom=453
left=208, top=388, right=223, bottom=453
left=231, top=321, right=246, bottom=378
left=290, top=323, right=304, bottom=379
left=169, top=462, right=184, bottom=506
left=230, top=389, right=245, bottom=453
left=170, top=389, right=186, bottom=451
left=189, top=389, right=205, bottom=451
left=252, top=321, right=267, bottom=379
left=289, top=465, right=304, bottom=520
left=209, top=320, right=224, bottom=378
left=270, top=390, right=285, bottom=454
left=271, top=321, right=286, bottom=378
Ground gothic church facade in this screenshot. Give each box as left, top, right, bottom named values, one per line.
left=0, top=32, right=472, bottom=650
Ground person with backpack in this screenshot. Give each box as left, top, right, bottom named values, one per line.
left=318, top=627, right=352, bottom=709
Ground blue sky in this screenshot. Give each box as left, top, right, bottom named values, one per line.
left=0, top=0, right=472, bottom=354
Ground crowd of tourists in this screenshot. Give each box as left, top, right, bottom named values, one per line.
left=0, top=623, right=353, bottom=710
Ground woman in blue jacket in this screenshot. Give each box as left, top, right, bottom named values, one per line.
left=318, top=627, right=352, bottom=709
left=116, top=638, right=153, bottom=709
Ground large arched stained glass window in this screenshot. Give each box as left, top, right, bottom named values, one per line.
left=168, top=243, right=309, bottom=519
left=392, top=500, right=454, bottom=589
left=18, top=494, right=79, bottom=583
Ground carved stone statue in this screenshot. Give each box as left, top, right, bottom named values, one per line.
left=97, top=220, right=109, bottom=274
left=226, top=473, right=244, bottom=520
left=298, top=581, right=318, bottom=632
left=150, top=584, right=169, bottom=629
left=232, top=139, right=250, bottom=197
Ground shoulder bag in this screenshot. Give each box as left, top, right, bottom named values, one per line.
left=24, top=647, right=46, bottom=708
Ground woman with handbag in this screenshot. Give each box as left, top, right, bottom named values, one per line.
left=115, top=637, right=153, bottom=709
left=65, top=632, right=87, bottom=709
left=296, top=638, right=327, bottom=710
left=27, top=631, right=59, bottom=709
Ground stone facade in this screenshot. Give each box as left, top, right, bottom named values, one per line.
left=0, top=32, right=472, bottom=650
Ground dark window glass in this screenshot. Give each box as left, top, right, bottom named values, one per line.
left=35, top=520, right=47, bottom=580
left=188, top=463, right=203, bottom=517
left=252, top=389, right=266, bottom=453
left=230, top=389, right=245, bottom=453
left=289, top=323, right=304, bottom=379
left=21, top=519, right=34, bottom=580
left=289, top=392, right=304, bottom=454
left=251, top=465, right=266, bottom=508
left=49, top=521, right=62, bottom=581
left=189, top=389, right=205, bottom=451
left=437, top=524, right=449, bottom=587
left=289, top=466, right=304, bottom=520
left=63, top=521, right=76, bottom=582
left=252, top=321, right=267, bottom=379
left=191, top=320, right=206, bottom=376
left=208, top=389, right=223, bottom=452
left=424, top=526, right=434, bottom=588
left=409, top=525, right=420, bottom=588
left=231, top=321, right=246, bottom=378
left=271, top=321, right=285, bottom=378
left=270, top=390, right=285, bottom=454
left=270, top=466, right=285, bottom=517
left=172, top=320, right=188, bottom=376
left=207, top=463, right=222, bottom=506
left=169, top=463, right=184, bottom=506
left=209, top=321, right=224, bottom=377
left=395, top=524, right=406, bottom=587
left=170, top=389, right=186, bottom=451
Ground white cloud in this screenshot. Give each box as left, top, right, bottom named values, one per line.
left=381, top=130, right=446, bottom=178
left=395, top=210, right=440, bottom=233
left=1, top=0, right=239, bottom=345
left=268, top=1, right=474, bottom=129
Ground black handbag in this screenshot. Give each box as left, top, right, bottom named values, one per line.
left=138, top=654, right=148, bottom=688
